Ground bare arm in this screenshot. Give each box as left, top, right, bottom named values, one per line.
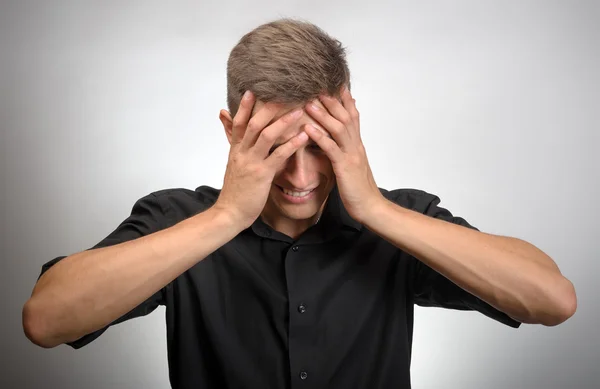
left=23, top=90, right=309, bottom=349
left=22, top=206, right=243, bottom=348
left=364, top=197, right=577, bottom=326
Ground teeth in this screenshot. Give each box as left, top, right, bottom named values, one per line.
left=282, top=188, right=311, bottom=197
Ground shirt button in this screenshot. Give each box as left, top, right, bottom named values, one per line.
left=298, top=304, right=306, bottom=314
left=292, top=245, right=299, bottom=252
left=299, top=371, right=308, bottom=380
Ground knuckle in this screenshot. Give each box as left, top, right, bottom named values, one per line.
left=248, top=163, right=263, bottom=176
left=260, top=130, right=275, bottom=144
left=254, top=165, right=265, bottom=176
left=273, top=143, right=292, bottom=158
left=341, top=113, right=352, bottom=125
left=271, top=148, right=284, bottom=159
left=246, top=119, right=259, bottom=133
left=282, top=111, right=295, bottom=122
left=283, top=115, right=296, bottom=124
left=332, top=123, right=345, bottom=134
left=232, top=117, right=244, bottom=129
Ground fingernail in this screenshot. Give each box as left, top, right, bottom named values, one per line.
left=291, top=109, right=303, bottom=118
left=298, top=132, right=308, bottom=141
left=243, top=90, right=252, bottom=100
left=309, top=103, right=319, bottom=111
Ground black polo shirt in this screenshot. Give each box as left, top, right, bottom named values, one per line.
left=39, top=184, right=520, bottom=389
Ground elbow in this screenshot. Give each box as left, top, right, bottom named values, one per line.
left=540, top=277, right=578, bottom=327
left=22, top=298, right=62, bottom=349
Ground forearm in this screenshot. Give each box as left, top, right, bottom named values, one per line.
left=23, top=206, right=243, bottom=348
left=364, top=198, right=577, bottom=326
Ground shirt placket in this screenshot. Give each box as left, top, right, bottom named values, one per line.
left=285, top=241, right=317, bottom=388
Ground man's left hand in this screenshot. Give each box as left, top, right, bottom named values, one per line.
left=304, top=87, right=384, bottom=224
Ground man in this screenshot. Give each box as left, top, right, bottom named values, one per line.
left=23, top=18, right=576, bottom=389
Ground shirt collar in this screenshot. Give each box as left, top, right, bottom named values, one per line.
left=326, top=183, right=363, bottom=231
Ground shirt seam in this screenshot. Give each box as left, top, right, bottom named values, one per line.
left=150, top=192, right=175, bottom=229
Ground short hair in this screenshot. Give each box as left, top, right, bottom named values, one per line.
left=226, top=18, right=351, bottom=117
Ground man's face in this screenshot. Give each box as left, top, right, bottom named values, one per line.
left=252, top=98, right=336, bottom=223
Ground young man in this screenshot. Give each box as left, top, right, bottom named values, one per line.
left=23, top=18, right=576, bottom=389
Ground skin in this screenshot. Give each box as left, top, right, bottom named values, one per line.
left=219, top=97, right=337, bottom=239
left=220, top=86, right=576, bottom=326
left=22, top=87, right=577, bottom=351
left=301, top=87, right=577, bottom=326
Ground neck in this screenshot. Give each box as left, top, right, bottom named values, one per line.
left=260, top=199, right=327, bottom=240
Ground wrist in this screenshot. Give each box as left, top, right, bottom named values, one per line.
left=361, top=196, right=391, bottom=227
left=208, top=203, right=251, bottom=232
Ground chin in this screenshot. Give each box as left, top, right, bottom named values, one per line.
left=281, top=207, right=320, bottom=221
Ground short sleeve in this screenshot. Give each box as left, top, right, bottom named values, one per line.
left=37, top=193, right=171, bottom=348
left=406, top=192, right=521, bottom=328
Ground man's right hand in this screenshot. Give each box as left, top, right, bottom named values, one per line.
left=213, top=90, right=309, bottom=229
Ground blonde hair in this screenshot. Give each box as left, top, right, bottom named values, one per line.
left=226, top=18, right=351, bottom=117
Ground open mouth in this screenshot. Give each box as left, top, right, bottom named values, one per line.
left=276, top=185, right=316, bottom=198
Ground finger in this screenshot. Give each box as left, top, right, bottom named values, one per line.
left=304, top=124, right=343, bottom=164
left=253, top=109, right=304, bottom=157
left=231, top=91, right=255, bottom=145
left=352, top=98, right=361, bottom=136
left=305, top=99, right=351, bottom=150
left=341, top=89, right=360, bottom=136
left=319, top=93, right=352, bottom=128
left=266, top=130, right=309, bottom=168
left=340, top=87, right=360, bottom=131
left=239, top=102, right=280, bottom=150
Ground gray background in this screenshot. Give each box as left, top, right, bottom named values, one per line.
left=1, top=1, right=598, bottom=388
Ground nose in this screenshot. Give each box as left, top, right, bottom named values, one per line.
left=283, top=149, right=313, bottom=189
